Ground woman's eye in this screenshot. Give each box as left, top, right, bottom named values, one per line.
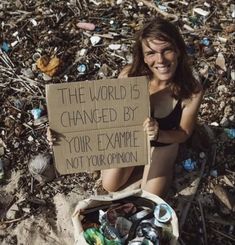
left=163, top=48, right=174, bottom=55
left=146, top=52, right=154, bottom=56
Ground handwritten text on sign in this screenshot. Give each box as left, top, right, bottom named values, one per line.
left=46, top=77, right=149, bottom=174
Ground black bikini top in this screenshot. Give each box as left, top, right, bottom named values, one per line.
left=152, top=100, right=182, bottom=130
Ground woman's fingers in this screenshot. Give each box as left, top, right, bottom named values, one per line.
left=143, top=118, right=159, bottom=140
left=46, top=127, right=57, bottom=147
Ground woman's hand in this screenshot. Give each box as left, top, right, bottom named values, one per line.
left=46, top=127, right=57, bottom=148
left=143, top=117, right=159, bottom=141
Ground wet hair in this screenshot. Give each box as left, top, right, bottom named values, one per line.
left=128, top=17, right=201, bottom=99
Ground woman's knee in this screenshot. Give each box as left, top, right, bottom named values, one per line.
left=101, top=167, right=134, bottom=192
left=142, top=174, right=173, bottom=197
left=102, top=177, right=120, bottom=192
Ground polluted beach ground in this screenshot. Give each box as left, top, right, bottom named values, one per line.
left=0, top=0, right=235, bottom=244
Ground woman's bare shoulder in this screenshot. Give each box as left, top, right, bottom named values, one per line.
left=182, top=88, right=204, bottom=108
left=118, top=65, right=132, bottom=78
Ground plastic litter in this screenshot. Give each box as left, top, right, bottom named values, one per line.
left=77, top=64, right=87, bottom=74
left=1, top=41, right=11, bottom=52
left=154, top=203, right=173, bottom=223
left=128, top=237, right=154, bottom=245
left=32, top=52, right=41, bottom=61
left=136, top=221, right=161, bottom=244
left=83, top=227, right=121, bottom=245
left=31, top=108, right=43, bottom=120
left=76, top=22, right=96, bottom=31
left=224, top=128, right=235, bottom=139
left=182, top=158, right=197, bottom=172
left=36, top=55, right=60, bottom=76
left=201, top=37, right=210, bottom=46
left=28, top=153, right=55, bottom=183
left=210, top=169, right=218, bottom=178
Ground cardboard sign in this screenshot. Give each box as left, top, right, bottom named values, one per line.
left=46, top=76, right=150, bottom=174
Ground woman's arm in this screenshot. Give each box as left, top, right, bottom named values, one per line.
left=157, top=90, right=204, bottom=143
left=144, top=90, right=204, bottom=144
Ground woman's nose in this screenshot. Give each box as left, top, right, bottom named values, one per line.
left=155, top=52, right=164, bottom=62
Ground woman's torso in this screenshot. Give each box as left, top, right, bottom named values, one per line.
left=150, top=85, right=183, bottom=130
left=149, top=84, right=183, bottom=147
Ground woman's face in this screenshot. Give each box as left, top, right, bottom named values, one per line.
left=142, top=38, right=179, bottom=82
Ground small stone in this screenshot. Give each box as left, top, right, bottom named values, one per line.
left=28, top=135, right=34, bottom=142
left=219, top=101, right=225, bottom=110
left=6, top=204, right=19, bottom=219
left=225, top=24, right=235, bottom=33
left=22, top=207, right=31, bottom=213
left=90, top=36, right=101, bottom=46
left=224, top=105, right=232, bottom=116
left=210, top=122, right=219, bottom=127
left=21, top=68, right=34, bottom=78
left=215, top=53, right=226, bottom=71
left=108, top=44, right=121, bottom=50
left=229, top=115, right=235, bottom=122
left=42, top=73, right=52, bottom=81
left=231, top=69, right=235, bottom=81
left=217, top=85, right=228, bottom=93
left=199, top=152, right=206, bottom=159
left=220, top=117, right=229, bottom=127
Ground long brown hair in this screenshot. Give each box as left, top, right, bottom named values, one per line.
left=128, top=17, right=201, bottom=99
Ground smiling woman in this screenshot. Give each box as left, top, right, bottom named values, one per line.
left=102, top=17, right=204, bottom=197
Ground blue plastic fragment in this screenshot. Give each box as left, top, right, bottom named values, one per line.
left=201, top=37, right=210, bottom=46
left=77, top=64, right=86, bottom=74
left=31, top=108, right=43, bottom=120
left=1, top=41, right=11, bottom=52
left=224, top=128, right=235, bottom=139
left=182, top=158, right=197, bottom=172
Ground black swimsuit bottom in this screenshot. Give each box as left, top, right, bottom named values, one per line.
left=150, top=100, right=182, bottom=147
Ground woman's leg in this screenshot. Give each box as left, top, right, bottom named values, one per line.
left=102, top=166, right=135, bottom=192
left=141, top=143, right=179, bottom=197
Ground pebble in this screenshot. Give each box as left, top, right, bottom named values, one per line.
left=90, top=36, right=101, bottom=46
left=199, top=152, right=206, bottom=159
left=217, top=85, right=228, bottom=93
left=6, top=204, right=19, bottom=219
left=220, top=117, right=229, bottom=127
left=108, top=44, right=121, bottom=50
left=42, top=73, right=52, bottom=81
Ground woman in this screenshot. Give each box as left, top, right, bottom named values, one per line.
left=102, top=17, right=204, bottom=197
